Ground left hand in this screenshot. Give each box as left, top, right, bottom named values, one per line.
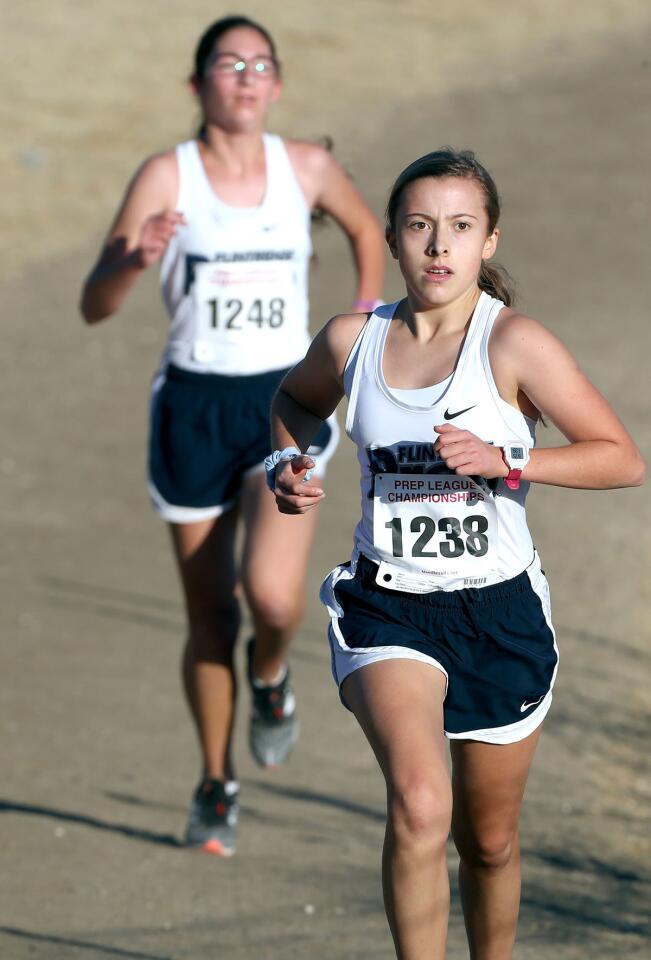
left=434, top=423, right=508, bottom=478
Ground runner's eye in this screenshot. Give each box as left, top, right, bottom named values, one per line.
left=211, top=57, right=240, bottom=73
left=455, top=221, right=471, bottom=231
left=210, top=56, right=276, bottom=76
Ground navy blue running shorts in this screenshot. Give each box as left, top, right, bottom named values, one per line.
left=148, top=364, right=339, bottom=523
left=321, top=552, right=558, bottom=744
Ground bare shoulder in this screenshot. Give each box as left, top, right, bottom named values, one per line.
left=489, top=306, right=583, bottom=401
left=283, top=138, right=336, bottom=175
left=130, top=148, right=179, bottom=198
left=490, top=307, right=565, bottom=357
left=283, top=311, right=369, bottom=404
left=317, top=310, right=370, bottom=374
left=283, top=138, right=344, bottom=205
left=106, top=148, right=179, bottom=239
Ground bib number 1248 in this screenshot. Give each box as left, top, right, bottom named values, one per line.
left=385, top=514, right=489, bottom=559
left=207, top=297, right=285, bottom=330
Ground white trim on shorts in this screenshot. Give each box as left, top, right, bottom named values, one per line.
left=321, top=557, right=450, bottom=696
left=320, top=551, right=558, bottom=745
left=147, top=483, right=235, bottom=524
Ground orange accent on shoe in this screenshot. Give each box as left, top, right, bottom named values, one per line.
left=202, top=839, right=229, bottom=856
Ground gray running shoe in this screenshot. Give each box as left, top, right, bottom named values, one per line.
left=184, top=778, right=239, bottom=856
left=247, top=637, right=299, bottom=768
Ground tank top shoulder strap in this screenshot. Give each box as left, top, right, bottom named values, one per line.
left=344, top=302, right=397, bottom=435
left=451, top=291, right=503, bottom=382
left=476, top=293, right=517, bottom=412
left=479, top=290, right=506, bottom=336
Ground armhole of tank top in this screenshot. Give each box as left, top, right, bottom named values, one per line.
left=159, top=145, right=186, bottom=284
left=270, top=135, right=311, bottom=216
left=174, top=142, right=192, bottom=211
left=480, top=303, right=536, bottom=443
left=344, top=315, right=373, bottom=435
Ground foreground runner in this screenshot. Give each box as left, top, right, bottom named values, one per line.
left=268, top=149, right=644, bottom=957
left=80, top=15, right=384, bottom=855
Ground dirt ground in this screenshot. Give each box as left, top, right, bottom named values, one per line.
left=1, top=2, right=650, bottom=958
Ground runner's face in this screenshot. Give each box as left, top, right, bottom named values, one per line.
left=197, top=27, right=281, bottom=133
left=388, top=177, right=499, bottom=308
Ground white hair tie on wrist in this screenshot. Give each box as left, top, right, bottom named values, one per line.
left=264, top=447, right=315, bottom=491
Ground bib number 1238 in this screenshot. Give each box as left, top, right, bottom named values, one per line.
left=385, top=514, right=489, bottom=559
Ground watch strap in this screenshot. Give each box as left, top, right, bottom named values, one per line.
left=504, top=468, right=523, bottom=491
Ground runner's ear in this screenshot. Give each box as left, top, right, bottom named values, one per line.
left=385, top=227, right=398, bottom=259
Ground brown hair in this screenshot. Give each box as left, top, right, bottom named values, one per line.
left=193, top=16, right=279, bottom=140
left=193, top=16, right=279, bottom=82
left=386, top=148, right=515, bottom=306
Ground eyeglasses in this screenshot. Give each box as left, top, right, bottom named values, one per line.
left=208, top=55, right=278, bottom=79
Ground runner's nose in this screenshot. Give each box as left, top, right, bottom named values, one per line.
left=238, top=67, right=255, bottom=86
left=425, top=231, right=448, bottom=256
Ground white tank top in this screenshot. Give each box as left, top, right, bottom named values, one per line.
left=159, top=134, right=312, bottom=375
left=343, top=293, right=537, bottom=592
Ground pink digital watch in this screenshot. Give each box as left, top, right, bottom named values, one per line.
left=502, top=443, right=530, bottom=491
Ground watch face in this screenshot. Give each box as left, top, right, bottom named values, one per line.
left=509, top=445, right=525, bottom=462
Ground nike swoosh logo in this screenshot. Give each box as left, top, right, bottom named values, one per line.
left=520, top=695, right=545, bottom=713
left=444, top=405, right=476, bottom=420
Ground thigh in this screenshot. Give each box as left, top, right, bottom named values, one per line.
left=343, top=659, right=449, bottom=788
left=169, top=508, right=240, bottom=622
left=450, top=729, right=541, bottom=842
left=239, top=470, right=319, bottom=596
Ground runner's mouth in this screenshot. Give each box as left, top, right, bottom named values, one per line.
left=424, top=265, right=454, bottom=280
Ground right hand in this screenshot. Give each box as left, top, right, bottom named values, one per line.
left=134, top=210, right=186, bottom=268
left=273, top=455, right=325, bottom=515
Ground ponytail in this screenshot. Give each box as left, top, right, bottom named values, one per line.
left=479, top=262, right=515, bottom=307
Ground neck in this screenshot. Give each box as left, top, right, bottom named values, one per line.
left=199, top=125, right=266, bottom=170
left=400, top=286, right=482, bottom=342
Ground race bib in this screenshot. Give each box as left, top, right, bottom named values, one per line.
left=191, top=259, right=296, bottom=363
left=372, top=473, right=498, bottom=591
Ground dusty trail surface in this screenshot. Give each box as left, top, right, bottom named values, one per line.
left=2, top=2, right=650, bottom=958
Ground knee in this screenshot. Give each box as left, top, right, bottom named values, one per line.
left=245, top=583, right=303, bottom=632
left=455, top=829, right=516, bottom=873
left=388, top=778, right=452, bottom=851
left=186, top=594, right=240, bottom=658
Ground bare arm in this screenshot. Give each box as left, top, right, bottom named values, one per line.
left=270, top=312, right=367, bottom=513
left=80, top=152, right=182, bottom=323
left=287, top=142, right=385, bottom=307
left=435, top=313, right=645, bottom=490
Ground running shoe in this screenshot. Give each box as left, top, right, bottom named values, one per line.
left=184, top=778, right=239, bottom=856
left=247, top=637, right=299, bottom=768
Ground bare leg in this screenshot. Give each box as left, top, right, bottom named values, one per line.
left=450, top=729, right=541, bottom=960
left=239, top=470, right=319, bottom=682
left=343, top=660, right=451, bottom=960
left=169, top=508, right=240, bottom=781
